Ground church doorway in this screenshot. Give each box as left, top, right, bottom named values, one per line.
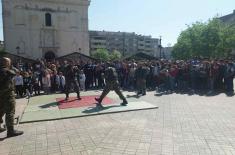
left=44, top=51, right=55, bottom=61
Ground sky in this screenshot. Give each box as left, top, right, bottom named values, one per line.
left=89, top=0, right=235, bottom=46
left=0, top=0, right=234, bottom=46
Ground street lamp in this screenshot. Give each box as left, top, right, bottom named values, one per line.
left=158, top=36, right=162, bottom=58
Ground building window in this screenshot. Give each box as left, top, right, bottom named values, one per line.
left=45, top=13, right=52, bottom=26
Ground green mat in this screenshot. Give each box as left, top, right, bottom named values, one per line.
left=20, top=94, right=158, bottom=124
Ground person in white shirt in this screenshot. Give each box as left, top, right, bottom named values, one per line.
left=14, top=72, right=23, bottom=97
left=79, top=70, right=86, bottom=91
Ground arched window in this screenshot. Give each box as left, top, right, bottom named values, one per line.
left=45, top=13, right=52, bottom=26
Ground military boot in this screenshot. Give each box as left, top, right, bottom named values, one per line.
left=95, top=98, right=104, bottom=108
left=65, top=94, right=69, bottom=101
left=121, top=99, right=128, bottom=106
left=0, top=124, right=6, bottom=133
left=77, top=93, right=81, bottom=100
left=7, top=126, right=23, bottom=138
left=95, top=97, right=101, bottom=103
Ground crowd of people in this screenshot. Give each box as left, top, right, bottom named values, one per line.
left=12, top=58, right=235, bottom=98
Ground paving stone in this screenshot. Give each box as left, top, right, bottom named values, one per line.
left=1, top=91, right=235, bottom=155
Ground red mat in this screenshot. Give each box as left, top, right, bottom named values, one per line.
left=56, top=95, right=114, bottom=109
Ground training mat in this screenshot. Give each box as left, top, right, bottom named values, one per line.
left=20, top=94, right=158, bottom=123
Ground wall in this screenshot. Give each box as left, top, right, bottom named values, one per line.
left=2, top=0, right=90, bottom=60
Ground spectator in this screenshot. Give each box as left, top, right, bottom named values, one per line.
left=79, top=70, right=86, bottom=91
left=58, top=72, right=65, bottom=93
left=23, top=72, right=32, bottom=98
left=42, top=70, right=51, bottom=95
left=14, top=72, right=23, bottom=98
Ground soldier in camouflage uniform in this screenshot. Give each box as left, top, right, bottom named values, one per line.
left=95, top=64, right=128, bottom=107
left=64, top=61, right=81, bottom=101
left=0, top=57, right=24, bottom=137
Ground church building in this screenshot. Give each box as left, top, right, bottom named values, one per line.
left=2, top=0, right=90, bottom=60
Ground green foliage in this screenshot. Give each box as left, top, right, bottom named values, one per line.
left=109, top=50, right=122, bottom=61
left=172, top=18, right=235, bottom=59
left=92, top=49, right=122, bottom=61
left=91, top=49, right=110, bottom=61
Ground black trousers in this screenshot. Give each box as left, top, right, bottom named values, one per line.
left=65, top=80, right=80, bottom=98
left=15, top=85, right=23, bottom=97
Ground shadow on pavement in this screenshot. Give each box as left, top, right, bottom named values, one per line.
left=39, top=102, right=58, bottom=109
left=82, top=104, right=122, bottom=114
left=126, top=94, right=140, bottom=98
left=0, top=137, right=5, bottom=141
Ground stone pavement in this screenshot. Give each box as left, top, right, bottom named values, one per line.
left=1, top=91, right=235, bottom=155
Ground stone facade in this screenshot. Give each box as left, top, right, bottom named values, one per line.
left=89, top=31, right=160, bottom=57
left=2, top=0, right=90, bottom=60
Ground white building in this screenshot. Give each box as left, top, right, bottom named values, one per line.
left=89, top=30, right=159, bottom=57
left=2, top=0, right=90, bottom=60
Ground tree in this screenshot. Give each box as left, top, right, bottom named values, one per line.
left=91, top=49, right=110, bottom=61
left=172, top=18, right=235, bottom=59
left=109, top=50, right=122, bottom=61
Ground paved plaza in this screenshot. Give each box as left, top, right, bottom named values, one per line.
left=1, top=91, right=235, bottom=155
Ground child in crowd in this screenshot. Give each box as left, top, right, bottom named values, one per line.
left=14, top=71, right=24, bottom=97
left=32, top=71, right=41, bottom=95
left=79, top=70, right=86, bottom=91
left=23, top=72, right=32, bottom=98
left=51, top=70, right=60, bottom=92
left=58, top=72, right=65, bottom=93
left=28, top=71, right=34, bottom=95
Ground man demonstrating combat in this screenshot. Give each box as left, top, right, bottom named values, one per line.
left=95, top=63, right=128, bottom=107
left=64, top=61, right=81, bottom=101
left=0, top=57, right=24, bottom=137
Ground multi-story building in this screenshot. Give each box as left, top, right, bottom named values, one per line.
left=220, top=10, right=235, bottom=24
left=162, top=47, right=173, bottom=59
left=89, top=30, right=160, bottom=57
left=220, top=10, right=235, bottom=54
left=2, top=0, right=90, bottom=60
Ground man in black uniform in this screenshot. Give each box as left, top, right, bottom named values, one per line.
left=95, top=63, right=128, bottom=107
left=64, top=61, right=81, bottom=101
left=0, top=57, right=24, bottom=137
